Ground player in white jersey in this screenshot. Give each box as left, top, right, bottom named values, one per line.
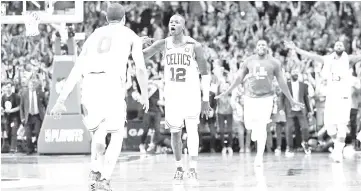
left=285, top=41, right=361, bottom=162
left=50, top=3, right=149, bottom=191
left=142, top=14, right=211, bottom=182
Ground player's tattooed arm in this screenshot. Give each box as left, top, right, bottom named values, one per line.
left=285, top=41, right=324, bottom=64
left=349, top=54, right=361, bottom=68
left=142, top=39, right=166, bottom=60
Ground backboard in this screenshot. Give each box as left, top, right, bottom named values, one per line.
left=0, top=1, right=83, bottom=24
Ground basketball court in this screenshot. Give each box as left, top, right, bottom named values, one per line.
left=2, top=152, right=361, bottom=191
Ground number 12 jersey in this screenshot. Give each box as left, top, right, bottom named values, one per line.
left=162, top=36, right=201, bottom=118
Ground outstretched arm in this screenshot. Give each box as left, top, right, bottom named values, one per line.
left=143, top=39, right=166, bottom=60
left=349, top=54, right=361, bottom=68
left=285, top=41, right=324, bottom=64
left=216, top=59, right=249, bottom=98
left=194, top=42, right=211, bottom=101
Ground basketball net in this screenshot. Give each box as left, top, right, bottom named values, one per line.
left=25, top=12, right=41, bottom=36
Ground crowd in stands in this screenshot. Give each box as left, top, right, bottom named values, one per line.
left=2, top=1, right=361, bottom=154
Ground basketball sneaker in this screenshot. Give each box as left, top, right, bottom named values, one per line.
left=274, top=147, right=281, bottom=156
left=147, top=143, right=155, bottom=152
left=187, top=168, right=199, bottom=185
left=97, top=179, right=112, bottom=191
left=88, top=171, right=101, bottom=191
left=187, top=168, right=198, bottom=179
left=239, top=147, right=245, bottom=153
left=285, top=148, right=295, bottom=158
left=301, top=142, right=311, bottom=155
left=155, top=145, right=162, bottom=154
left=173, top=167, right=185, bottom=181
left=139, top=144, right=146, bottom=154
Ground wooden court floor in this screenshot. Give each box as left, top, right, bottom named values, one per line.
left=1, top=152, right=361, bottom=191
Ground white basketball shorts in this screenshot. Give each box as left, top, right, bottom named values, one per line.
left=243, top=96, right=274, bottom=131
left=81, top=74, right=126, bottom=133
left=164, top=89, right=201, bottom=133
left=324, top=95, right=351, bottom=136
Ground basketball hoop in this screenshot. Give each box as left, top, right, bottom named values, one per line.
left=25, top=12, right=41, bottom=36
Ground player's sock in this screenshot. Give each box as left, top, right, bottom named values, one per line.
left=254, top=130, right=266, bottom=167
left=185, top=120, right=199, bottom=171
left=334, top=140, right=345, bottom=154
left=175, top=160, right=183, bottom=169
left=332, top=140, right=345, bottom=162
left=91, top=152, right=104, bottom=173
left=256, top=127, right=267, bottom=158
left=185, top=125, right=199, bottom=157
left=90, top=129, right=107, bottom=173
left=102, top=131, right=123, bottom=180
left=189, top=158, right=197, bottom=170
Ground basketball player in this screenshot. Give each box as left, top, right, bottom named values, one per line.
left=216, top=39, right=304, bottom=167
left=285, top=41, right=361, bottom=162
left=50, top=3, right=149, bottom=191
left=142, top=14, right=211, bottom=181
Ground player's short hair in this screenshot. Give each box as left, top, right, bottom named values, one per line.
left=333, top=40, right=344, bottom=46
left=257, top=37, right=270, bottom=45
left=171, top=14, right=185, bottom=25
left=106, top=3, right=125, bottom=22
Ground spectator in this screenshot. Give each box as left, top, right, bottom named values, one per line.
left=2, top=1, right=361, bottom=153
left=273, top=83, right=287, bottom=155
left=216, top=81, right=234, bottom=155
left=1, top=81, right=21, bottom=153
left=280, top=68, right=313, bottom=156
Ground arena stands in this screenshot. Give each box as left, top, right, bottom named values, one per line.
left=1, top=1, right=361, bottom=153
